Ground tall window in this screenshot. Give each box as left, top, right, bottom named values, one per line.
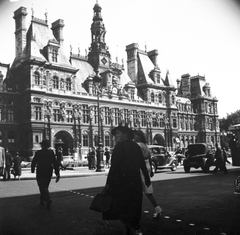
left=105, top=134, right=110, bottom=147
left=52, top=49, right=58, bottom=62
left=82, top=105, right=89, bottom=124
left=7, top=109, right=14, bottom=122
left=140, top=111, right=146, bottom=127
left=66, top=110, right=73, bottom=123
left=53, top=109, right=61, bottom=122
left=83, top=133, right=89, bottom=147
left=35, top=107, right=42, bottom=120
left=0, top=107, right=3, bottom=121
left=130, top=89, right=135, bottom=100
left=93, top=106, right=98, bottom=124
left=66, top=78, right=72, bottom=91
left=158, top=93, right=162, bottom=103
left=172, top=118, right=177, bottom=128
left=104, top=107, right=110, bottom=125
left=8, top=130, right=15, bottom=143
left=123, top=109, right=128, bottom=123
left=133, top=110, right=138, bottom=127
left=113, top=108, right=120, bottom=126
left=151, top=92, right=155, bottom=102
left=0, top=131, right=2, bottom=143
left=53, top=76, right=59, bottom=89
left=34, top=71, right=40, bottom=85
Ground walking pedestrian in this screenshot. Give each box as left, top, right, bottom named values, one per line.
left=213, top=144, right=228, bottom=174
left=31, top=139, right=60, bottom=209
left=104, top=148, right=111, bottom=168
left=134, top=129, right=162, bottom=218
left=0, top=146, right=5, bottom=180
left=12, top=152, right=22, bottom=180
left=5, top=148, right=13, bottom=181
left=56, top=147, right=66, bottom=170
left=102, top=123, right=150, bottom=235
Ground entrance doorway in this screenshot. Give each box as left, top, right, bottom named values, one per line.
left=54, top=131, right=73, bottom=156
left=153, top=134, right=165, bottom=146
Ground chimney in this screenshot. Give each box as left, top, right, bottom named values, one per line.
left=13, top=7, right=27, bottom=58
left=51, top=19, right=65, bottom=46
left=125, top=43, right=138, bottom=83
left=148, top=49, right=159, bottom=68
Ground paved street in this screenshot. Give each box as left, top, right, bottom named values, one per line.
left=1, top=165, right=240, bottom=235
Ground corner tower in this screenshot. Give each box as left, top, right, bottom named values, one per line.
left=88, top=1, right=111, bottom=73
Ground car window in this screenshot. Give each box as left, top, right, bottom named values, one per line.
left=160, top=148, right=165, bottom=154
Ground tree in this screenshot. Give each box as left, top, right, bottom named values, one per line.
left=219, top=109, right=240, bottom=132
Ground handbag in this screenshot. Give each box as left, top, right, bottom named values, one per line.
left=90, top=192, right=112, bottom=213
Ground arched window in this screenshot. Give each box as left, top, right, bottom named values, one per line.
left=53, top=76, right=59, bottom=89
left=151, top=92, right=155, bottom=102
left=66, top=78, right=72, bottom=91
left=158, top=93, right=162, bottom=103
left=34, top=71, right=40, bottom=86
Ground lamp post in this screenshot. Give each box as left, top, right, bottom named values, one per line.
left=93, top=72, right=104, bottom=172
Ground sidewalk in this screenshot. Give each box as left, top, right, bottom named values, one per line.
left=20, top=166, right=109, bottom=180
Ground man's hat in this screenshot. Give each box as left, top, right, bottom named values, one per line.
left=40, top=139, right=50, bottom=148
left=111, top=122, right=134, bottom=139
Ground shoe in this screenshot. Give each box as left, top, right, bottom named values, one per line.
left=153, top=206, right=162, bottom=218
left=46, top=200, right=52, bottom=209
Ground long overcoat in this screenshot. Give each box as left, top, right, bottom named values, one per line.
left=103, top=139, right=150, bottom=224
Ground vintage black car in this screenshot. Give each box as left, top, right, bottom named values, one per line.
left=148, top=145, right=178, bottom=173
left=183, top=143, right=214, bottom=173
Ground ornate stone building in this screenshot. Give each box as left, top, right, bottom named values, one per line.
left=0, top=3, right=219, bottom=160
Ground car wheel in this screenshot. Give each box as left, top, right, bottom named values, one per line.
left=184, top=165, right=190, bottom=173
left=171, top=162, right=177, bottom=171
left=151, top=162, right=157, bottom=173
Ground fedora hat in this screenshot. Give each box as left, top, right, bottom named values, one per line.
left=40, top=139, right=50, bottom=148
left=111, top=122, right=134, bottom=139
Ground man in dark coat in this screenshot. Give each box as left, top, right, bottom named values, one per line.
left=31, top=139, right=60, bottom=208
left=102, top=123, right=150, bottom=235
left=213, top=144, right=228, bottom=174
left=4, top=148, right=13, bottom=181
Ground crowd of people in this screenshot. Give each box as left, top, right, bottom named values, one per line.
left=0, top=146, right=22, bottom=180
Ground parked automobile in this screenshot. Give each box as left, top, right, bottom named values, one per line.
left=183, top=143, right=214, bottom=173
left=148, top=145, right=178, bottom=173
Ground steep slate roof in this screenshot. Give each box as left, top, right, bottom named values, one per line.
left=164, top=70, right=175, bottom=87
left=138, top=52, right=154, bottom=84
left=70, top=56, right=94, bottom=93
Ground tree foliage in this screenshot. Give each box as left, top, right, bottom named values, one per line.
left=219, top=109, right=240, bottom=132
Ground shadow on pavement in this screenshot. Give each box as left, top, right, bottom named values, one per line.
left=1, top=168, right=240, bottom=235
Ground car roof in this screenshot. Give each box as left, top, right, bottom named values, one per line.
left=148, top=145, right=165, bottom=149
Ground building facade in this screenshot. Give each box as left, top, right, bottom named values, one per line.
left=0, top=3, right=220, bottom=160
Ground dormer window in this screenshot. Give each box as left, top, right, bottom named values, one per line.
left=157, top=74, right=161, bottom=83
left=158, top=93, right=162, bottom=103
left=52, top=48, right=58, bottom=62
left=151, top=92, right=155, bottom=102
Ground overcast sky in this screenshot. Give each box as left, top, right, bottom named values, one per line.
left=0, top=0, right=240, bottom=118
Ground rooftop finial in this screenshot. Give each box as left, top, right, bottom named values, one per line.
left=31, top=4, right=34, bottom=19
left=44, top=9, right=48, bottom=23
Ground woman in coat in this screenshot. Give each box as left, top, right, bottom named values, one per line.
left=12, top=152, right=22, bottom=180
left=102, top=123, right=150, bottom=235
left=134, top=130, right=162, bottom=218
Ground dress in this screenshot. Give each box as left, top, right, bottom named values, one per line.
left=103, top=139, right=150, bottom=227
left=138, top=142, right=154, bottom=194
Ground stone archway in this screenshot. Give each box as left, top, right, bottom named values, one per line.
left=153, top=133, right=165, bottom=146
left=53, top=131, right=73, bottom=156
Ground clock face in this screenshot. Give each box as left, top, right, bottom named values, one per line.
left=112, top=87, right=117, bottom=94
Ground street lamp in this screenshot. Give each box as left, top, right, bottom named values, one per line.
left=93, top=72, right=104, bottom=172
